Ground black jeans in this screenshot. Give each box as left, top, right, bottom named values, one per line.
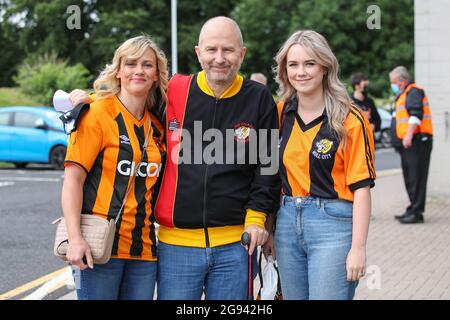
left=399, top=134, right=433, bottom=215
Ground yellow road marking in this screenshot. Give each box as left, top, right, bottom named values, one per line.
left=0, top=267, right=68, bottom=300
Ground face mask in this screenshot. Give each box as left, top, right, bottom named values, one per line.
left=362, top=86, right=369, bottom=96
left=391, top=83, right=400, bottom=95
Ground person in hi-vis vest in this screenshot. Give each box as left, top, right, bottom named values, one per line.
left=389, top=66, right=433, bottom=224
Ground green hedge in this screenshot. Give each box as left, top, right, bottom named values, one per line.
left=14, top=53, right=92, bottom=105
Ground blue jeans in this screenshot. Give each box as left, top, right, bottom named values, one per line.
left=73, top=258, right=157, bottom=300
left=157, top=241, right=256, bottom=300
left=275, top=196, right=358, bottom=300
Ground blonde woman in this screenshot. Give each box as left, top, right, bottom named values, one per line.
left=61, top=35, right=168, bottom=300
left=268, top=30, right=375, bottom=299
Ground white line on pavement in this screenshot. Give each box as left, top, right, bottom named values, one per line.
left=0, top=170, right=62, bottom=175
left=0, top=182, right=15, bottom=187
left=23, top=267, right=74, bottom=300
left=0, top=177, right=61, bottom=182
left=375, top=148, right=395, bottom=154
left=14, top=171, right=63, bottom=175
left=376, top=168, right=402, bottom=178
left=0, top=267, right=69, bottom=300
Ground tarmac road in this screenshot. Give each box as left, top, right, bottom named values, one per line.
left=0, top=165, right=68, bottom=297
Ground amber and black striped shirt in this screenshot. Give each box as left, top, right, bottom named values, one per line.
left=65, top=96, right=163, bottom=261
left=278, top=99, right=375, bottom=202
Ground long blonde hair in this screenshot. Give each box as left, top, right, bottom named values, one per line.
left=93, top=35, right=168, bottom=111
left=274, top=30, right=352, bottom=143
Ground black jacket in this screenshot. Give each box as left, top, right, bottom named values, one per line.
left=154, top=72, right=280, bottom=247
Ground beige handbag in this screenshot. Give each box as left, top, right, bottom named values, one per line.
left=53, top=214, right=116, bottom=264
left=53, top=116, right=152, bottom=264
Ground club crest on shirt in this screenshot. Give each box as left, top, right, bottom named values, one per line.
left=312, top=138, right=333, bottom=160
left=234, top=122, right=254, bottom=143
left=169, top=118, right=180, bottom=131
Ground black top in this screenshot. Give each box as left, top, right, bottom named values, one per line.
left=163, top=74, right=281, bottom=228
left=351, top=93, right=381, bottom=132
left=402, top=83, right=425, bottom=120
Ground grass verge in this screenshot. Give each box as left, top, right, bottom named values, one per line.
left=0, top=88, right=41, bottom=107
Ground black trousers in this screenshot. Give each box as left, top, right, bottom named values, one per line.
left=399, top=134, right=433, bottom=215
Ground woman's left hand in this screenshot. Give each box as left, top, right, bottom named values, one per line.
left=346, top=246, right=366, bottom=282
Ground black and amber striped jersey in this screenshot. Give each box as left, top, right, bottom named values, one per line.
left=65, top=95, right=164, bottom=261
left=278, top=98, right=375, bottom=202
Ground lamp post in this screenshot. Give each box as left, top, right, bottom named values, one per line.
left=171, top=0, right=178, bottom=75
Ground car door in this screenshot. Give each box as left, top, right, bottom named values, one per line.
left=12, top=111, right=48, bottom=162
left=0, top=111, right=13, bottom=160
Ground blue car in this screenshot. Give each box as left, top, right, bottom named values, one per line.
left=0, top=106, right=68, bottom=169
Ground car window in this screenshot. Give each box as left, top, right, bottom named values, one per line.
left=14, top=112, right=41, bottom=128
left=0, top=112, right=11, bottom=126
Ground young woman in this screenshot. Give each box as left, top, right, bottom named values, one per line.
left=270, top=30, right=375, bottom=300
left=61, top=35, right=168, bottom=300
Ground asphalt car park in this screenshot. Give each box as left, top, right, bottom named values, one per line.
left=0, top=167, right=66, bottom=297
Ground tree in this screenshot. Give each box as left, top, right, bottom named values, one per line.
left=80, top=0, right=170, bottom=76
left=0, top=0, right=414, bottom=97
left=290, top=0, right=414, bottom=97
left=176, top=0, right=240, bottom=74
left=1, top=0, right=169, bottom=83
left=233, top=0, right=414, bottom=97
left=0, top=0, right=25, bottom=86
left=232, top=0, right=298, bottom=92
left=14, top=53, right=91, bottom=104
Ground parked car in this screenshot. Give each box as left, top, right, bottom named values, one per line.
left=374, top=107, right=392, bottom=148
left=0, top=106, right=68, bottom=169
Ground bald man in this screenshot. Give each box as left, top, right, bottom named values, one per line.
left=250, top=73, right=268, bottom=86
left=155, top=16, right=280, bottom=300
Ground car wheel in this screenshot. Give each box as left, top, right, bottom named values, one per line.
left=13, top=162, right=28, bottom=169
left=380, top=129, right=392, bottom=148
left=50, top=146, right=67, bottom=170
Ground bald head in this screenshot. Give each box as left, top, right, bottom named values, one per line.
left=195, top=16, right=247, bottom=94
left=250, top=73, right=267, bottom=86
left=198, top=16, right=244, bottom=47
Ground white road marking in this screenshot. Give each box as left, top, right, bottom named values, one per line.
left=375, top=148, right=395, bottom=154
left=0, top=182, right=15, bottom=187
left=0, top=177, right=61, bottom=182
left=0, top=267, right=70, bottom=300
left=0, top=170, right=62, bottom=175
left=376, top=168, right=402, bottom=178
left=23, top=267, right=74, bottom=300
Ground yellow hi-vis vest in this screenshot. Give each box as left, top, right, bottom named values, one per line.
left=395, top=83, right=433, bottom=139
